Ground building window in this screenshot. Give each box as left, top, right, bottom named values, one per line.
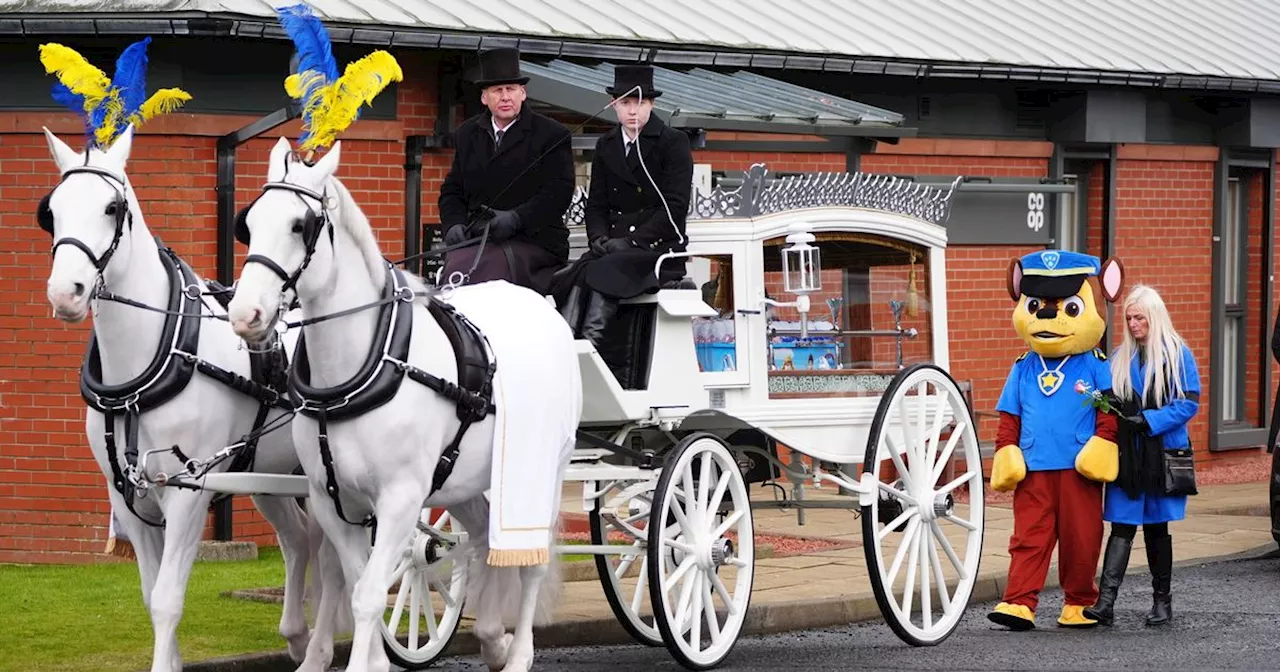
left=1058, top=173, right=1082, bottom=251
left=1221, top=176, right=1245, bottom=424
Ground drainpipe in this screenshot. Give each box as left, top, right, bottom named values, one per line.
left=404, top=135, right=428, bottom=275
left=211, top=104, right=299, bottom=541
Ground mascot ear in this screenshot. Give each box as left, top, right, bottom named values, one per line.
left=1007, top=259, right=1023, bottom=302
left=1100, top=257, right=1125, bottom=303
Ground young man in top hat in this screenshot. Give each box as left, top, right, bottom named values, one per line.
left=437, top=47, right=575, bottom=294
left=552, top=64, right=694, bottom=387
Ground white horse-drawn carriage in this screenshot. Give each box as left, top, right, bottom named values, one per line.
left=35, top=26, right=983, bottom=672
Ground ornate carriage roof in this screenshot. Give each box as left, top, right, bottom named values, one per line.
left=563, top=163, right=961, bottom=228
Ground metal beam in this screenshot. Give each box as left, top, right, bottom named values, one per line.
left=667, top=115, right=914, bottom=138
left=6, top=15, right=1280, bottom=94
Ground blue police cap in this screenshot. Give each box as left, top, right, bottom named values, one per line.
left=1016, top=250, right=1102, bottom=299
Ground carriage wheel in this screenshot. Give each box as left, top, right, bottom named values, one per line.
left=589, top=479, right=664, bottom=646
left=378, top=508, right=468, bottom=669
left=861, top=363, right=985, bottom=647
left=648, top=434, right=754, bottom=670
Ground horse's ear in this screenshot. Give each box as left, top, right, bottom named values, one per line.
left=267, top=137, right=293, bottom=182
left=105, top=124, right=135, bottom=167
left=312, top=141, right=341, bottom=179
left=43, top=126, right=79, bottom=172
left=1006, top=258, right=1023, bottom=302
left=1100, top=257, right=1125, bottom=303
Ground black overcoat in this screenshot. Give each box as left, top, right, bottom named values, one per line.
left=567, top=115, right=694, bottom=299
left=438, top=108, right=575, bottom=262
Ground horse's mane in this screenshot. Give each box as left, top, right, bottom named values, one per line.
left=327, top=175, right=434, bottom=304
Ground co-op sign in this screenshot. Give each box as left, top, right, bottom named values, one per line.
left=905, top=175, right=1070, bottom=246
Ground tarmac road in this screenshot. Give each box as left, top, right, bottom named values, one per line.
left=419, top=550, right=1280, bottom=671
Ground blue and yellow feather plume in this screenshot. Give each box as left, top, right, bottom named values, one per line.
left=39, top=38, right=192, bottom=148
left=273, top=3, right=402, bottom=154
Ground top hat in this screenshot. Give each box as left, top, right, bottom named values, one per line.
left=1014, top=249, right=1101, bottom=299
left=473, top=48, right=529, bottom=88
left=606, top=64, right=663, bottom=99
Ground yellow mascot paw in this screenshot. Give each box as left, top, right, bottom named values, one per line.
left=1074, top=435, right=1119, bottom=482
left=1057, top=604, right=1098, bottom=628
left=987, top=602, right=1035, bottom=630
left=990, top=445, right=1026, bottom=492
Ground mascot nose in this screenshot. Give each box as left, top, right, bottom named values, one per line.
left=1036, top=306, right=1058, bottom=319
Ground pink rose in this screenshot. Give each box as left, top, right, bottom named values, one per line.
left=1074, top=381, right=1089, bottom=394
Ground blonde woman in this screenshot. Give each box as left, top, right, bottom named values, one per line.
left=1084, top=285, right=1200, bottom=627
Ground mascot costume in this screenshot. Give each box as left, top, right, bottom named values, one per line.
left=987, top=249, right=1125, bottom=630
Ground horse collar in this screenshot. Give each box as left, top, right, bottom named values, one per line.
left=80, top=242, right=203, bottom=414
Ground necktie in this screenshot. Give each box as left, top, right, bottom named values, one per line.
left=495, top=129, right=504, bottom=150
left=626, top=142, right=640, bottom=170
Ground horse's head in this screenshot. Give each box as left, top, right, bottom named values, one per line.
left=228, top=136, right=341, bottom=343
left=41, top=125, right=138, bottom=323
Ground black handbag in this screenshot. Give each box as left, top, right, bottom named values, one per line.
left=1163, top=447, right=1198, bottom=496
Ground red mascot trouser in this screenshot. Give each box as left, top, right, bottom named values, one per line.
left=1002, top=469, right=1103, bottom=610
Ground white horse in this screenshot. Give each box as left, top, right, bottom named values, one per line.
left=41, top=125, right=346, bottom=672
left=227, top=136, right=581, bottom=672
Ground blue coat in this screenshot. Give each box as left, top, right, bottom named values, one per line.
left=1103, top=345, right=1201, bottom=525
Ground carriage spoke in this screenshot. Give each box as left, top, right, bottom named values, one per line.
left=707, top=470, right=731, bottom=516
left=901, top=516, right=922, bottom=618
left=877, top=480, right=919, bottom=508
left=930, top=423, right=965, bottom=484
left=614, top=542, right=644, bottom=579
left=924, top=394, right=949, bottom=473
left=663, top=554, right=698, bottom=593
left=681, top=466, right=698, bottom=516
left=710, top=510, right=744, bottom=541
left=919, top=525, right=932, bottom=631
left=698, top=453, right=714, bottom=515
left=708, top=568, right=738, bottom=615
left=886, top=517, right=922, bottom=588
left=884, top=433, right=916, bottom=493
left=702, top=572, right=723, bottom=644
left=690, top=572, right=704, bottom=651
left=877, top=505, right=918, bottom=541
left=630, top=553, right=650, bottom=615
left=673, top=563, right=698, bottom=633
left=943, top=513, right=978, bottom=531
left=936, top=471, right=977, bottom=498
left=387, top=568, right=412, bottom=636
left=419, top=571, right=440, bottom=641
left=929, top=528, right=953, bottom=611
left=408, top=576, right=421, bottom=650
left=930, top=520, right=967, bottom=579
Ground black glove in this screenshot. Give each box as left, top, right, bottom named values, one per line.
left=443, top=225, right=469, bottom=246
left=471, top=208, right=521, bottom=242
left=589, top=237, right=609, bottom=256
left=1123, top=414, right=1149, bottom=431
left=601, top=237, right=633, bottom=254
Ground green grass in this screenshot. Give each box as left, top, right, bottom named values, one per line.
left=1, top=548, right=293, bottom=672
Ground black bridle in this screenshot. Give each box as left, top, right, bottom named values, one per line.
left=240, top=180, right=334, bottom=298
left=38, top=164, right=134, bottom=280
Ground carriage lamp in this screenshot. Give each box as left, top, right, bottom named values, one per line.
left=758, top=222, right=824, bottom=337
left=782, top=223, right=822, bottom=296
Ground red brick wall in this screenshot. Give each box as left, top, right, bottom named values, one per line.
left=1109, top=146, right=1218, bottom=460
left=0, top=52, right=450, bottom=563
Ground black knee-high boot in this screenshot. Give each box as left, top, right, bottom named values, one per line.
left=558, top=286, right=587, bottom=337
left=1084, top=534, right=1133, bottom=626
left=1145, top=533, right=1173, bottom=626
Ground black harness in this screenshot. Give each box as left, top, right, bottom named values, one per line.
left=239, top=175, right=497, bottom=527
left=39, top=165, right=290, bottom=527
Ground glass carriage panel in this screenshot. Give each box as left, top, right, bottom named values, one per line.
left=687, top=253, right=740, bottom=374
left=763, top=232, right=935, bottom=399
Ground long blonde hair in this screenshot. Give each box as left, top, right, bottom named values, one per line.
left=1111, top=284, right=1187, bottom=407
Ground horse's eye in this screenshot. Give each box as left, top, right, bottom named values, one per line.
left=105, top=202, right=118, bottom=216
left=291, top=221, right=304, bottom=234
